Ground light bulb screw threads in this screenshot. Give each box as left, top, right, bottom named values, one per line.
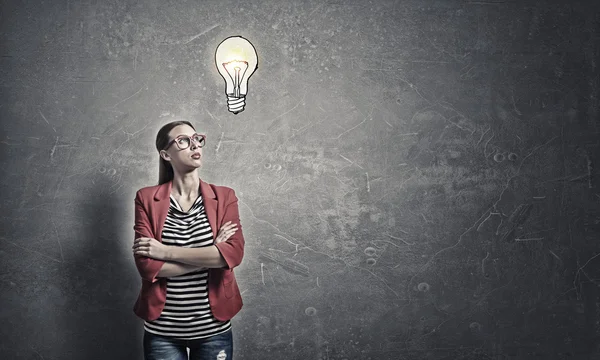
left=227, top=95, right=246, bottom=114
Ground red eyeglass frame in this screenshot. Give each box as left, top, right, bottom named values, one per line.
left=164, top=133, right=206, bottom=150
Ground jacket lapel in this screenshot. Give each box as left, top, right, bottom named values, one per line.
left=152, top=177, right=218, bottom=242
left=200, top=178, right=218, bottom=237
left=152, top=181, right=170, bottom=242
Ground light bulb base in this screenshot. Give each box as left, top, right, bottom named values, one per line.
left=227, top=95, right=246, bottom=114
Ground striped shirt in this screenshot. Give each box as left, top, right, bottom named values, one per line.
left=144, top=193, right=232, bottom=339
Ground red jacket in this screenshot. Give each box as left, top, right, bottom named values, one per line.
left=132, top=178, right=244, bottom=321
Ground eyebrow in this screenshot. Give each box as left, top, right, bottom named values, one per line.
left=175, top=133, right=202, bottom=137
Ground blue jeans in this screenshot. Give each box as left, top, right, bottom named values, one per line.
left=143, top=328, right=233, bottom=360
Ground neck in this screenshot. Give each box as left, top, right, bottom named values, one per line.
left=171, top=171, right=200, bottom=198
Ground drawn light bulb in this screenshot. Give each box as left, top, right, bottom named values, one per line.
left=215, top=36, right=258, bottom=114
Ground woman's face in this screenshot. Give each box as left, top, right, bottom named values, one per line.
left=160, top=124, right=204, bottom=170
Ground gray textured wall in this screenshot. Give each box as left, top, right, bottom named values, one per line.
left=1, top=0, right=600, bottom=359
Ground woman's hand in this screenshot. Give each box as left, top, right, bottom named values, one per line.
left=132, top=221, right=236, bottom=262
left=215, top=221, right=238, bottom=244
left=132, top=237, right=171, bottom=260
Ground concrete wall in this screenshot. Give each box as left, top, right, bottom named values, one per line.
left=1, top=0, right=599, bottom=358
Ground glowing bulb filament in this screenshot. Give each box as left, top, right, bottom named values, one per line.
left=221, top=61, right=248, bottom=98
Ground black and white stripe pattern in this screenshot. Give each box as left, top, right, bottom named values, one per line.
left=144, top=193, right=231, bottom=339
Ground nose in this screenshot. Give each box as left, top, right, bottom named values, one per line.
left=190, top=139, right=202, bottom=149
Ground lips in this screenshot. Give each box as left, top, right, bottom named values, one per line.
left=191, top=153, right=201, bottom=159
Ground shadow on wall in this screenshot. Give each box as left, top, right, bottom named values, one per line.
left=64, top=174, right=143, bottom=359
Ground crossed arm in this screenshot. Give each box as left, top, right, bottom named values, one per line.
left=132, top=188, right=244, bottom=283
left=156, top=261, right=202, bottom=278
left=135, top=240, right=230, bottom=277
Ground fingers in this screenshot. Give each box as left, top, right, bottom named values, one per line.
left=219, top=226, right=238, bottom=237
left=132, top=237, right=150, bottom=249
left=215, top=221, right=239, bottom=243
left=133, top=245, right=150, bottom=255
left=132, top=238, right=143, bottom=249
left=133, top=248, right=149, bottom=255
left=132, top=238, right=155, bottom=256
left=218, top=221, right=238, bottom=235
left=220, top=221, right=237, bottom=230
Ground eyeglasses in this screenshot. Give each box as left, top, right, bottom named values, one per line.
left=164, top=133, right=206, bottom=150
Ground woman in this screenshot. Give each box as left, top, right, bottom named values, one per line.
left=132, top=120, right=244, bottom=360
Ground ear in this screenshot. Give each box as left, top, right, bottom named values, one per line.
left=159, top=150, right=171, bottom=162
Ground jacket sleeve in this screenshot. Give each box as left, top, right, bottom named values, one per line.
left=133, top=190, right=165, bottom=283
left=214, top=188, right=245, bottom=269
